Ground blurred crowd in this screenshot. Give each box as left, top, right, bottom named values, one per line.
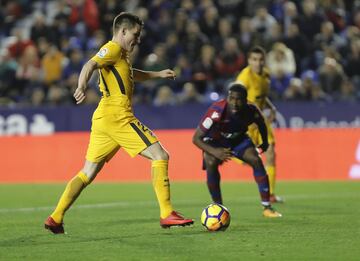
left=0, top=0, right=359, bottom=107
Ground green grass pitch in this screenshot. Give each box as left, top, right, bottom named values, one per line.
left=0, top=181, right=359, bottom=260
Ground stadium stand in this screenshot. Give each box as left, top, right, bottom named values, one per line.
left=0, top=0, right=359, bottom=107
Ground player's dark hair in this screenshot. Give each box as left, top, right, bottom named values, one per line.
left=248, top=45, right=266, bottom=58
left=113, top=12, right=144, bottom=35
left=228, top=83, right=247, bottom=100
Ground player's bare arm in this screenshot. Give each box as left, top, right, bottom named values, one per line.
left=74, top=60, right=100, bottom=104
left=254, top=111, right=269, bottom=153
left=133, top=68, right=176, bottom=82
left=192, top=128, right=233, bottom=161
left=265, top=97, right=277, bottom=122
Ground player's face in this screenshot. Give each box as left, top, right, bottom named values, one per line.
left=119, top=24, right=142, bottom=52
left=248, top=52, right=265, bottom=74
left=227, top=91, right=245, bottom=115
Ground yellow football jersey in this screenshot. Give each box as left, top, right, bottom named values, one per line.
left=235, top=66, right=270, bottom=110
left=91, top=41, right=134, bottom=121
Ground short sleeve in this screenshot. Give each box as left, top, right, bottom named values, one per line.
left=91, top=42, right=121, bottom=67
left=198, top=105, right=222, bottom=132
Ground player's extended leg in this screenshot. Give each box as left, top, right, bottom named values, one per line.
left=241, top=147, right=282, bottom=218
left=45, top=160, right=105, bottom=234
left=140, top=142, right=194, bottom=228
left=265, top=144, right=283, bottom=203
left=203, top=152, right=223, bottom=204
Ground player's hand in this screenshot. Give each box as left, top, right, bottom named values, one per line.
left=212, top=147, right=233, bottom=161
left=258, top=142, right=269, bottom=153
left=158, top=69, right=176, bottom=80
left=74, top=87, right=86, bottom=104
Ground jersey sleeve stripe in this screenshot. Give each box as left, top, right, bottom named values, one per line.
left=99, top=70, right=110, bottom=96
left=110, top=66, right=126, bottom=95
left=130, top=122, right=152, bottom=147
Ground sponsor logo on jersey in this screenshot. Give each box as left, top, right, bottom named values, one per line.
left=202, top=117, right=213, bottom=129
left=97, top=48, right=108, bottom=58
left=211, top=112, right=220, bottom=119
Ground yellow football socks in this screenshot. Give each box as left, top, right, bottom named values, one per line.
left=266, top=165, right=276, bottom=195
left=151, top=160, right=173, bottom=218
left=51, top=171, right=90, bottom=223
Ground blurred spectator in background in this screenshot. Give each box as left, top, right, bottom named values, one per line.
left=301, top=69, right=328, bottom=101
left=193, top=44, right=217, bottom=94
left=344, top=35, right=360, bottom=92
left=213, top=18, right=234, bottom=50
left=281, top=1, right=299, bottom=36
left=251, top=5, right=277, bottom=39
left=263, top=21, right=283, bottom=50
left=86, top=30, right=107, bottom=54
left=283, top=77, right=305, bottom=100
left=30, top=12, right=55, bottom=45
left=46, top=83, right=70, bottom=106
left=267, top=42, right=296, bottom=99
left=237, top=17, right=257, bottom=53
left=314, top=21, right=346, bottom=63
left=283, top=22, right=309, bottom=75
left=138, top=44, right=172, bottom=102
left=0, top=0, right=359, bottom=106
left=318, top=56, right=346, bottom=98
left=173, top=54, right=193, bottom=92
left=298, top=0, right=324, bottom=42
left=164, top=32, right=183, bottom=67
left=215, top=37, right=245, bottom=86
left=0, top=49, right=17, bottom=103
left=183, top=19, right=209, bottom=63
left=199, top=5, right=219, bottom=39
left=173, top=9, right=189, bottom=43
left=15, top=45, right=42, bottom=101
left=30, top=88, right=46, bottom=107
left=177, top=82, right=204, bottom=104
left=7, top=28, right=35, bottom=59
left=321, top=0, right=346, bottom=33
left=41, top=45, right=65, bottom=86
left=98, top=0, right=122, bottom=38
left=68, top=0, right=99, bottom=35
left=153, top=85, right=178, bottom=106
left=62, top=48, right=84, bottom=80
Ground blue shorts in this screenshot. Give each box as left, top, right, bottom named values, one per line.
left=231, top=137, right=254, bottom=159
left=202, top=137, right=255, bottom=169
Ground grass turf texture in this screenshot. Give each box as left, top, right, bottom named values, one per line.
left=0, top=181, right=359, bottom=260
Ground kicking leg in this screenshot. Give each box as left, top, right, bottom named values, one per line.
left=141, top=142, right=193, bottom=228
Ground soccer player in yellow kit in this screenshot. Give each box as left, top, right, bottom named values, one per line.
left=44, top=12, right=193, bottom=234
left=236, top=46, right=283, bottom=203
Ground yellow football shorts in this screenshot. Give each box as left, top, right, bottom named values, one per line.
left=247, top=118, right=275, bottom=146
left=86, top=115, right=158, bottom=163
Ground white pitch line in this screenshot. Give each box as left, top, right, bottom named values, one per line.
left=0, top=192, right=358, bottom=213
left=0, top=201, right=156, bottom=213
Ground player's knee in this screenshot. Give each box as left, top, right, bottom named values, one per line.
left=160, top=150, right=169, bottom=160
left=153, top=149, right=169, bottom=161
left=205, top=158, right=218, bottom=169
left=250, top=156, right=263, bottom=169
left=82, top=160, right=103, bottom=181
left=266, top=153, right=275, bottom=165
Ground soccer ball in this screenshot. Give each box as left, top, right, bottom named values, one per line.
left=201, top=203, right=231, bottom=231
